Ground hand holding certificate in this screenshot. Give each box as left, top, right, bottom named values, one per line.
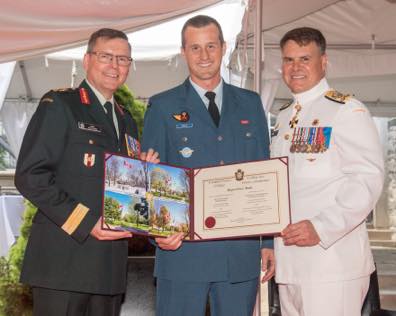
left=102, top=153, right=290, bottom=240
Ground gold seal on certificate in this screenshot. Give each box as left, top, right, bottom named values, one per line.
left=102, top=153, right=290, bottom=240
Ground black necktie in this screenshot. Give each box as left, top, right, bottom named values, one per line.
left=104, top=101, right=116, bottom=134
left=205, top=91, right=220, bottom=127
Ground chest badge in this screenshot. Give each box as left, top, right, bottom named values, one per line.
left=78, top=122, right=102, bottom=133
left=83, top=153, right=95, bottom=167
left=179, top=147, right=194, bottom=158
left=125, top=134, right=141, bottom=158
left=173, top=111, right=190, bottom=122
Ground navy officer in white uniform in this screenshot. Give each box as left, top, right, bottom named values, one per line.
left=271, top=27, right=384, bottom=316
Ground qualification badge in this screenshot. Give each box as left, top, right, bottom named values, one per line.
left=83, top=153, right=95, bottom=167
left=172, top=111, right=190, bottom=122
left=179, top=147, right=194, bottom=158
left=125, top=134, right=141, bottom=158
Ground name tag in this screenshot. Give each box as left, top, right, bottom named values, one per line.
left=78, top=122, right=102, bottom=133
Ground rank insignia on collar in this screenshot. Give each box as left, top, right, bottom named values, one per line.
left=173, top=111, right=190, bottom=122
left=83, top=153, right=95, bottom=167
left=79, top=88, right=90, bottom=105
left=325, top=90, right=350, bottom=104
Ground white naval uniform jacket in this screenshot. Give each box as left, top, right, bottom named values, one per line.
left=271, top=78, right=384, bottom=284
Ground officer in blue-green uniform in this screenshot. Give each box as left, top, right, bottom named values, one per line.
left=15, top=28, right=158, bottom=316
left=142, top=15, right=274, bottom=316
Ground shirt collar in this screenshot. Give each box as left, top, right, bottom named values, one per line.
left=85, top=79, right=114, bottom=106
left=292, top=77, right=329, bottom=105
left=189, top=78, right=223, bottom=109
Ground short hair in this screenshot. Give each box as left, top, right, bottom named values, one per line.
left=87, top=28, right=131, bottom=53
left=181, top=15, right=224, bottom=48
left=280, top=27, right=326, bottom=54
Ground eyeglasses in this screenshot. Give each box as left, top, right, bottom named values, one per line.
left=89, top=51, right=132, bottom=66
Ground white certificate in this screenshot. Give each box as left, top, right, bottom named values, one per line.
left=191, top=158, right=290, bottom=240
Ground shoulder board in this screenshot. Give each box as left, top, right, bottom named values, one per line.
left=279, top=100, right=292, bottom=111
left=325, top=89, right=351, bottom=104
left=51, top=87, right=76, bottom=93
left=41, top=97, right=54, bottom=104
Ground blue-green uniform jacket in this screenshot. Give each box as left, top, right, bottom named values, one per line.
left=142, top=79, right=273, bottom=283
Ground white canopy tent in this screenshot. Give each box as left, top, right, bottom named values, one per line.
left=231, top=0, right=396, bottom=117
left=2, top=0, right=396, bottom=158
left=0, top=0, right=246, bottom=158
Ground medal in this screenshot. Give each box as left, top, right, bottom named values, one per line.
left=290, top=128, right=298, bottom=153
left=289, top=102, right=302, bottom=129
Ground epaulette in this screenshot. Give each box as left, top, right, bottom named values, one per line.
left=41, top=97, right=54, bottom=103
left=51, top=87, right=76, bottom=93
left=279, top=100, right=292, bottom=111
left=325, top=89, right=351, bottom=104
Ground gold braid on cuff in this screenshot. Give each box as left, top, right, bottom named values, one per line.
left=61, top=203, right=90, bottom=235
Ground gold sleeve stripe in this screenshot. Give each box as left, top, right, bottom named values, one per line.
left=61, top=203, right=90, bottom=235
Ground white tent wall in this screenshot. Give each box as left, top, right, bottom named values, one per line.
left=232, top=0, right=396, bottom=115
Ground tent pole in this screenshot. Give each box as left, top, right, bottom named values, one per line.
left=18, top=61, right=32, bottom=101
left=253, top=0, right=262, bottom=94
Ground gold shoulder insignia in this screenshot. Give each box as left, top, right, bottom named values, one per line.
left=41, top=97, right=53, bottom=103
left=279, top=100, right=292, bottom=111
left=52, top=87, right=75, bottom=93
left=325, top=90, right=351, bottom=104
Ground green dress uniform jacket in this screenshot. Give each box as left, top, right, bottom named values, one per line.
left=15, top=80, right=138, bottom=295
left=142, top=79, right=273, bottom=284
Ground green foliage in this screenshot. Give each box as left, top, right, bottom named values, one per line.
left=0, top=87, right=145, bottom=315
left=0, top=201, right=36, bottom=316
left=114, top=84, right=147, bottom=138
left=0, top=148, right=7, bottom=171
left=104, top=197, right=122, bottom=224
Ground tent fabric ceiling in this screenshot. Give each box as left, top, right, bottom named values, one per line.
left=262, top=0, right=396, bottom=45
left=259, top=0, right=396, bottom=80
left=46, top=1, right=246, bottom=61
left=232, top=0, right=396, bottom=107
left=0, top=0, right=221, bottom=63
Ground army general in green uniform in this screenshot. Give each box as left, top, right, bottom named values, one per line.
left=15, top=28, right=158, bottom=316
